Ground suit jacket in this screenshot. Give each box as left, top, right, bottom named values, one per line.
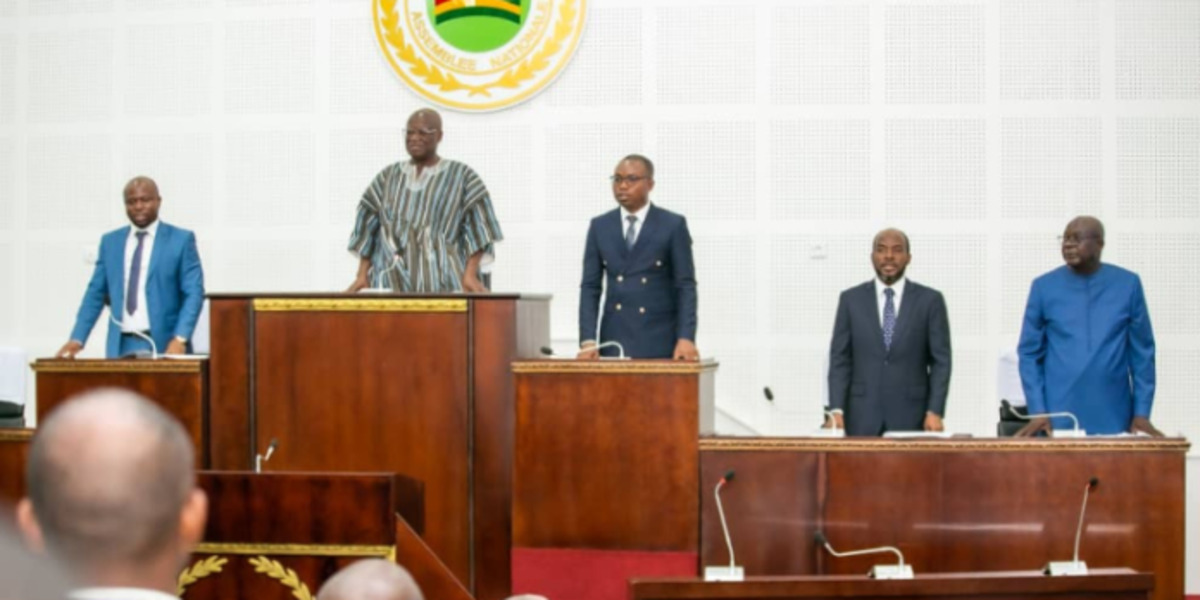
left=578, top=205, right=697, bottom=359
left=70, top=221, right=205, bottom=358
left=827, top=279, right=951, bottom=436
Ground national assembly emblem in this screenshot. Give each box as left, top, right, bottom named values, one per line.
left=373, top=0, right=587, bottom=111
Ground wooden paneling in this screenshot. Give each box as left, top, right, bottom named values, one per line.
left=208, top=298, right=250, bottom=469
left=699, top=439, right=1185, bottom=600
left=206, top=293, right=550, bottom=598
left=0, top=429, right=33, bottom=523
left=699, top=450, right=821, bottom=574
left=198, top=472, right=406, bottom=545
left=630, top=569, right=1154, bottom=600
left=472, top=299, right=516, bottom=600
left=513, top=362, right=717, bottom=551
left=252, top=309, right=471, bottom=582
left=32, top=359, right=209, bottom=467
left=183, top=471, right=427, bottom=600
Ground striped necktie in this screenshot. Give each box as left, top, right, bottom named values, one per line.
left=882, top=287, right=896, bottom=350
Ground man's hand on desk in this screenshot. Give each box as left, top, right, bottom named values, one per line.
left=346, top=275, right=369, bottom=293
left=824, top=412, right=844, bottom=430
left=56, top=340, right=83, bottom=359
left=165, top=338, right=187, bottom=356
left=1130, top=416, right=1164, bottom=437
left=672, top=339, right=699, bottom=361
left=924, top=412, right=944, bottom=432
left=1014, top=416, right=1051, bottom=437
left=576, top=341, right=600, bottom=360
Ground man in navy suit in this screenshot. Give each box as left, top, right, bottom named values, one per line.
left=57, top=177, right=205, bottom=358
left=578, top=155, right=699, bottom=360
left=826, top=229, right=951, bottom=436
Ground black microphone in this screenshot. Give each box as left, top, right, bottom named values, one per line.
left=814, top=529, right=911, bottom=579
left=1046, top=477, right=1099, bottom=575
left=704, top=469, right=743, bottom=581
left=763, top=387, right=774, bottom=401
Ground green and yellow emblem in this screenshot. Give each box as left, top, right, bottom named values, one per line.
left=374, top=0, right=587, bottom=111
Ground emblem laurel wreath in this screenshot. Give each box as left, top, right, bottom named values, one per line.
left=249, top=556, right=315, bottom=600
left=380, top=0, right=578, bottom=97
left=176, top=555, right=228, bottom=596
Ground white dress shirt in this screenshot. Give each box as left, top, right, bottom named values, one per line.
left=71, top=587, right=180, bottom=600
left=122, top=219, right=159, bottom=333
left=874, top=275, right=907, bottom=327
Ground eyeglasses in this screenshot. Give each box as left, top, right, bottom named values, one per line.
left=610, top=175, right=648, bottom=185
left=404, top=128, right=440, bottom=138
left=1058, top=234, right=1100, bottom=246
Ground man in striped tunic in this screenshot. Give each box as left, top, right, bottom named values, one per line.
left=347, top=109, right=503, bottom=293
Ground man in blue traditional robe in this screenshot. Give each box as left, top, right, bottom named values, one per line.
left=1016, top=216, right=1162, bottom=436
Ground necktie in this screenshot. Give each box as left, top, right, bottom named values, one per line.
left=625, top=215, right=638, bottom=251
left=882, top=287, right=896, bottom=351
left=126, top=231, right=148, bottom=316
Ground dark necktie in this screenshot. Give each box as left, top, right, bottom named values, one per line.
left=883, top=287, right=896, bottom=350
left=126, top=231, right=148, bottom=316
left=625, top=215, right=638, bottom=251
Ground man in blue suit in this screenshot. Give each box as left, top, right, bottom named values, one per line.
left=578, top=155, right=699, bottom=360
left=57, top=177, right=205, bottom=358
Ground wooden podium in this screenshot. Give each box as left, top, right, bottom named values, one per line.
left=182, top=471, right=470, bottom=600
left=0, top=428, right=33, bottom=522
left=30, top=358, right=209, bottom=466
left=207, top=293, right=549, bottom=600
left=511, top=359, right=718, bottom=600
left=699, top=438, right=1186, bottom=600
left=630, top=569, right=1154, bottom=600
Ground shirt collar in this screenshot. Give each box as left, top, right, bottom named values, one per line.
left=129, top=219, right=160, bottom=239
left=70, top=587, right=180, bottom=600
left=620, top=202, right=651, bottom=223
left=874, top=275, right=907, bottom=299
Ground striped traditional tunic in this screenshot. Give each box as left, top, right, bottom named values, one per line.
left=348, top=159, right=503, bottom=292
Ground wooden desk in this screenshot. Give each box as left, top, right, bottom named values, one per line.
left=699, top=438, right=1185, bottom=600
left=0, top=428, right=33, bottom=523
left=31, top=359, right=209, bottom=466
left=630, top=569, right=1154, bottom=600
left=183, top=471, right=468, bottom=600
left=511, top=359, right=718, bottom=600
left=207, top=293, right=549, bottom=600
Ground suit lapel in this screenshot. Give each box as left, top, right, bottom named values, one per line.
left=888, top=281, right=920, bottom=354
left=864, top=282, right=885, bottom=352
left=627, top=205, right=656, bottom=262
left=147, top=222, right=168, bottom=290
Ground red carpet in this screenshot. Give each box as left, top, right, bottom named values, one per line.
left=512, top=547, right=698, bottom=600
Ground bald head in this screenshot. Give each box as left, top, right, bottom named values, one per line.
left=317, top=559, right=423, bottom=600
left=1066, top=216, right=1104, bottom=242
left=1060, top=216, right=1105, bottom=274
left=872, top=228, right=910, bottom=253
left=123, top=176, right=159, bottom=197
left=408, top=109, right=442, bottom=131
left=20, top=389, right=199, bottom=571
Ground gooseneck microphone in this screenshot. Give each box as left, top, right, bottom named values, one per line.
left=255, top=438, right=279, bottom=474
left=1006, top=404, right=1086, bottom=437
left=591, top=340, right=627, bottom=360
left=814, top=530, right=913, bottom=579
left=109, top=313, right=158, bottom=359
left=1046, top=477, right=1099, bottom=575
left=704, top=470, right=744, bottom=581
